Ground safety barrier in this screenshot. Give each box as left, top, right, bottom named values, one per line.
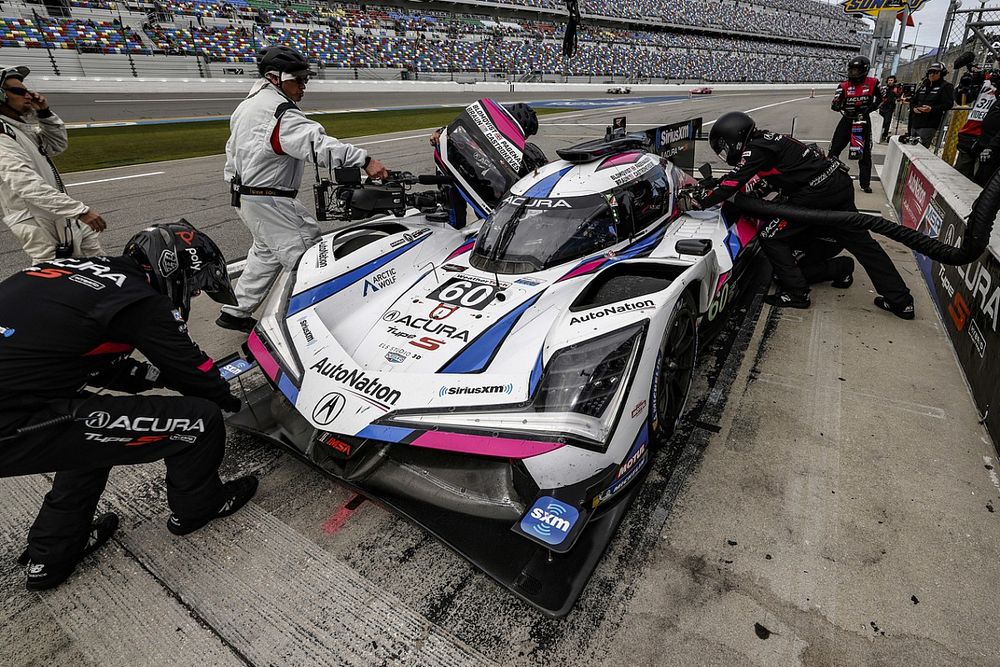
left=881, top=138, right=1000, bottom=442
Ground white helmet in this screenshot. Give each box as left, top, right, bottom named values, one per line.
left=0, top=65, right=30, bottom=85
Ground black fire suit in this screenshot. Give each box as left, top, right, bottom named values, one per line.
left=879, top=83, right=901, bottom=142
left=0, top=256, right=240, bottom=566
left=699, top=130, right=912, bottom=306
left=907, top=78, right=955, bottom=147
left=830, top=76, right=882, bottom=190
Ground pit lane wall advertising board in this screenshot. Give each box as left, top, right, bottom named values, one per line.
left=884, top=139, right=1000, bottom=443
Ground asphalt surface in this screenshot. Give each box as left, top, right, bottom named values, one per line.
left=2, top=93, right=999, bottom=666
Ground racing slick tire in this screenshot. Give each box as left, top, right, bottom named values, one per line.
left=652, top=292, right=698, bottom=447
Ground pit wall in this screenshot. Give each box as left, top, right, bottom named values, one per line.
left=882, top=139, right=1000, bottom=441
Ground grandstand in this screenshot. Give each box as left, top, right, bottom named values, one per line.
left=0, top=0, right=869, bottom=82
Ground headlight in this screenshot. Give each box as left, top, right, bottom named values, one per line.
left=391, top=323, right=646, bottom=452
left=255, top=268, right=302, bottom=383
left=534, top=324, right=642, bottom=418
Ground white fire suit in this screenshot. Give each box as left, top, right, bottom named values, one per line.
left=221, top=80, right=369, bottom=319
left=0, top=110, right=101, bottom=263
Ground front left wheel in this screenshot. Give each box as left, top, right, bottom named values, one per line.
left=652, top=293, right=698, bottom=446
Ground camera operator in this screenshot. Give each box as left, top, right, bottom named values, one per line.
left=830, top=56, right=881, bottom=193
left=906, top=62, right=955, bottom=147
left=879, top=75, right=901, bottom=143
left=217, top=45, right=390, bottom=334
left=0, top=65, right=107, bottom=264
left=954, top=50, right=1000, bottom=180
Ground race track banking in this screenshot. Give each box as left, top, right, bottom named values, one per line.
left=3, top=91, right=1000, bottom=666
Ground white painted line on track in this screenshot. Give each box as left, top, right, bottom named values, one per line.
left=94, top=97, right=245, bottom=102
left=703, top=96, right=815, bottom=127
left=355, top=133, right=428, bottom=146
left=65, top=171, right=165, bottom=187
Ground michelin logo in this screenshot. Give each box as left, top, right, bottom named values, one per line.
left=519, top=496, right=579, bottom=547
left=0, top=326, right=14, bottom=338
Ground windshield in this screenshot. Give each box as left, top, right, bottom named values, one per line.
left=470, top=194, right=618, bottom=274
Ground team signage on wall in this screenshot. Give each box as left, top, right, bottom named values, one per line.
left=891, top=156, right=1000, bottom=440
left=841, top=0, right=930, bottom=17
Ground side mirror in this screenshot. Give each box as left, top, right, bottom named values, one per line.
left=675, top=239, right=713, bottom=256
left=698, top=163, right=713, bottom=180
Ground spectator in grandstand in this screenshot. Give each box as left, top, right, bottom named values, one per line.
left=906, top=62, right=955, bottom=148
left=829, top=56, right=881, bottom=193
left=691, top=112, right=914, bottom=319
left=217, top=45, right=389, bottom=334
left=0, top=65, right=107, bottom=264
left=878, top=75, right=901, bottom=142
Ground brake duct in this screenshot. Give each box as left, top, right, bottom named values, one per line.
left=731, top=169, right=1000, bottom=266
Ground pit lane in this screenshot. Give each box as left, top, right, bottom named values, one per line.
left=2, top=92, right=999, bottom=666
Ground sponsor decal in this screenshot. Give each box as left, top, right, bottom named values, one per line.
left=708, top=277, right=739, bottom=322
left=323, top=434, right=352, bottom=456
left=569, top=299, right=655, bottom=324
left=172, top=309, right=185, bottom=322
left=69, top=274, right=106, bottom=291
left=520, top=496, right=579, bottom=547
left=429, top=303, right=459, bottom=320
left=631, top=400, right=647, bottom=419
left=383, top=312, right=471, bottom=341
left=84, top=411, right=205, bottom=432
left=299, top=317, right=316, bottom=346
left=385, top=350, right=407, bottom=363
left=441, top=263, right=465, bottom=272
left=158, top=250, right=179, bottom=276
left=312, top=392, right=346, bottom=425
left=382, top=310, right=400, bottom=322
left=467, top=102, right=523, bottom=170
left=0, top=325, right=14, bottom=338
left=316, top=241, right=329, bottom=268
left=309, top=358, right=402, bottom=407
left=515, top=277, right=543, bottom=287
left=363, top=267, right=397, bottom=296
left=501, top=195, right=571, bottom=209
left=410, top=336, right=445, bottom=351
left=427, top=277, right=500, bottom=311
left=218, top=359, right=253, bottom=381
left=175, top=230, right=195, bottom=246
left=900, top=167, right=933, bottom=230
left=608, top=156, right=656, bottom=186
left=183, top=247, right=203, bottom=272
left=386, top=326, right=416, bottom=340
left=969, top=318, right=987, bottom=358
left=438, top=383, right=513, bottom=397
left=25, top=259, right=127, bottom=287
left=593, top=432, right=649, bottom=508
left=389, top=228, right=431, bottom=248
left=170, top=434, right=198, bottom=444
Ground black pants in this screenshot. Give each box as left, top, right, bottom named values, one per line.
left=0, top=395, right=226, bottom=565
left=829, top=114, right=872, bottom=189
left=759, top=173, right=912, bottom=306
left=794, top=234, right=852, bottom=284
left=879, top=107, right=895, bottom=142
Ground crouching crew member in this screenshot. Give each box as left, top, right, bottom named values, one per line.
left=691, top=112, right=914, bottom=319
left=0, top=221, right=257, bottom=591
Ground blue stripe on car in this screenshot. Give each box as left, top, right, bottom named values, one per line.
left=522, top=166, right=573, bottom=199
left=278, top=374, right=299, bottom=405
left=440, top=294, right=542, bottom=374
left=287, top=235, right=428, bottom=315
left=357, top=424, right=415, bottom=442
left=529, top=347, right=544, bottom=395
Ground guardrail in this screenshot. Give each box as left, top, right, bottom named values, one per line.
left=882, top=138, right=1000, bottom=443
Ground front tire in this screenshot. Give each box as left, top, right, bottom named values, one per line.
left=652, top=293, right=698, bottom=446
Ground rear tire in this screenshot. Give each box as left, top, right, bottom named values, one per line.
left=652, top=293, right=698, bottom=447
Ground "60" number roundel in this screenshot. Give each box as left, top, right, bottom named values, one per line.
left=427, top=278, right=498, bottom=311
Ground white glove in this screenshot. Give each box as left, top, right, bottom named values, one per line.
left=980, top=148, right=993, bottom=163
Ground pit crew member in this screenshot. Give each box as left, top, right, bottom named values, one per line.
left=691, top=112, right=914, bottom=318
left=829, top=56, right=882, bottom=193
left=0, top=64, right=107, bottom=264
left=0, top=222, right=257, bottom=591
left=955, top=51, right=1000, bottom=181
left=879, top=75, right=901, bottom=143
left=218, top=45, right=390, bottom=333
left=906, top=62, right=955, bottom=148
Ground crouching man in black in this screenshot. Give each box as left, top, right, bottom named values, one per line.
left=0, top=221, right=257, bottom=590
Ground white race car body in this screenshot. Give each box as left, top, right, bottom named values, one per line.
left=231, top=100, right=761, bottom=615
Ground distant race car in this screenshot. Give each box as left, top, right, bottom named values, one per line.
left=227, top=99, right=764, bottom=616
left=690, top=87, right=713, bottom=95
left=607, top=85, right=631, bottom=94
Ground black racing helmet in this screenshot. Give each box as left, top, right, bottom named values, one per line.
left=709, top=111, right=756, bottom=166
left=124, top=220, right=237, bottom=319
left=257, top=44, right=316, bottom=78
left=927, top=61, right=949, bottom=76
left=504, top=103, right=539, bottom=138
left=847, top=55, right=870, bottom=83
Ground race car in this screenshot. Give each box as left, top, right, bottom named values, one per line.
left=228, top=99, right=762, bottom=616
left=690, top=86, right=713, bottom=95
left=607, top=85, right=631, bottom=94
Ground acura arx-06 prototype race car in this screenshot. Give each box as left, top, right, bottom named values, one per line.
left=228, top=99, right=761, bottom=616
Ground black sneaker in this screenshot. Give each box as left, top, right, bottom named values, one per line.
left=216, top=312, right=257, bottom=333
left=167, top=476, right=259, bottom=536
left=19, top=512, right=119, bottom=591
left=861, top=186, right=873, bottom=194
left=831, top=257, right=855, bottom=289
left=764, top=291, right=811, bottom=309
left=874, top=296, right=915, bottom=320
